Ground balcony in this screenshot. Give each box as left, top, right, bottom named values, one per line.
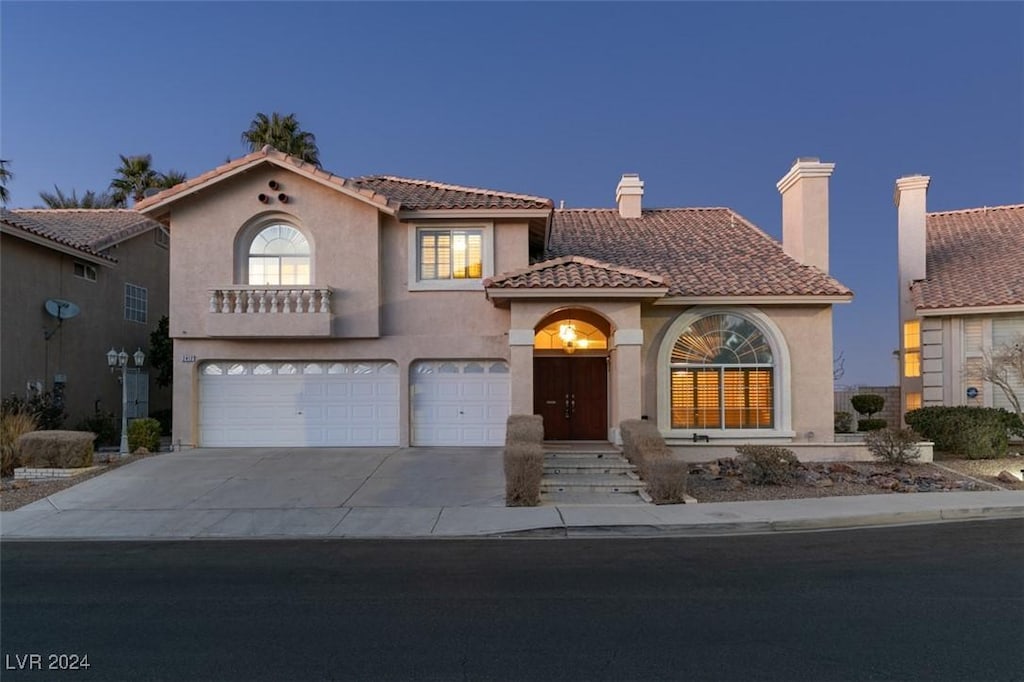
left=205, top=287, right=333, bottom=337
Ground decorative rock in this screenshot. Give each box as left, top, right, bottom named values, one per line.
left=12, top=479, right=33, bottom=489
left=811, top=477, right=835, bottom=488
left=829, top=463, right=858, bottom=474
left=996, top=470, right=1021, bottom=484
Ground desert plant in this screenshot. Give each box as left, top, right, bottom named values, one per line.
left=504, top=442, right=544, bottom=506
left=128, top=418, right=162, bottom=453
left=857, top=418, right=887, bottom=432
left=864, top=427, right=922, bottom=465
left=850, top=394, right=885, bottom=419
left=1, top=391, right=66, bottom=430
left=506, top=414, right=544, bottom=445
left=1, top=412, right=37, bottom=476
left=645, top=458, right=689, bottom=504
left=16, top=431, right=94, bottom=468
left=74, top=409, right=119, bottom=447
left=834, top=411, right=854, bottom=433
left=735, top=444, right=800, bottom=485
left=620, top=419, right=674, bottom=477
left=905, top=406, right=1011, bottom=459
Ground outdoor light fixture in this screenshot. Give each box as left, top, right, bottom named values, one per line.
left=559, top=323, right=577, bottom=354
left=107, top=347, right=145, bottom=455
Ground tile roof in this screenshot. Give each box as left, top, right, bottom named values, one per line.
left=485, top=256, right=666, bottom=289
left=349, top=175, right=553, bottom=211
left=545, top=208, right=852, bottom=297
left=134, top=146, right=399, bottom=213
left=911, top=204, right=1024, bottom=311
left=1, top=209, right=165, bottom=261
left=133, top=147, right=550, bottom=213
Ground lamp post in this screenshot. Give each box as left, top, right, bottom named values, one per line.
left=107, top=347, right=145, bottom=455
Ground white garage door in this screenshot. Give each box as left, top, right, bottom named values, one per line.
left=411, top=360, right=510, bottom=446
left=198, top=361, right=399, bottom=447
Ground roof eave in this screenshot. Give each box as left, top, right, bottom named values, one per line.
left=0, top=224, right=116, bottom=265
left=398, top=209, right=552, bottom=220
left=917, top=302, right=1024, bottom=317
left=485, top=287, right=670, bottom=301
left=654, top=294, right=854, bottom=305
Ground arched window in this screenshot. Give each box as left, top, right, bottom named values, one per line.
left=669, top=313, right=774, bottom=429
left=247, top=224, right=310, bottom=285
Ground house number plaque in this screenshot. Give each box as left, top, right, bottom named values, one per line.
left=181, top=355, right=197, bottom=363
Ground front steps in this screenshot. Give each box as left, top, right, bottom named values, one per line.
left=540, top=447, right=648, bottom=505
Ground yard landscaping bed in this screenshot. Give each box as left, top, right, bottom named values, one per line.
left=687, top=458, right=1011, bottom=504
left=0, top=451, right=158, bottom=512
left=931, top=453, right=1024, bottom=492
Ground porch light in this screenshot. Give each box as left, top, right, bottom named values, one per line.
left=559, top=323, right=577, bottom=354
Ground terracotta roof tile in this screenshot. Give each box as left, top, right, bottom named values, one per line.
left=546, top=208, right=851, bottom=297
left=485, top=256, right=665, bottom=289
left=911, top=204, right=1024, bottom=311
left=1, top=209, right=165, bottom=261
left=349, top=175, right=553, bottom=211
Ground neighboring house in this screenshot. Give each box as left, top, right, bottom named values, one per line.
left=0, top=209, right=171, bottom=427
left=135, top=149, right=851, bottom=448
left=895, top=176, right=1024, bottom=416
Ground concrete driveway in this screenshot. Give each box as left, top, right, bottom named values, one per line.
left=2, top=447, right=536, bottom=539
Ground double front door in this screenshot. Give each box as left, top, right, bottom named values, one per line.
left=533, top=357, right=608, bottom=440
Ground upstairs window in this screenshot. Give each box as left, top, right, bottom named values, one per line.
left=248, top=224, right=310, bottom=286
left=418, top=228, right=483, bottom=281
left=125, top=283, right=148, bottom=323
left=74, top=261, right=97, bottom=282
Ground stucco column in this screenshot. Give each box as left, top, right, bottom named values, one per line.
left=508, top=329, right=535, bottom=415
left=611, top=329, right=644, bottom=442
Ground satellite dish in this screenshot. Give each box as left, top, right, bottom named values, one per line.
left=44, top=299, right=81, bottom=320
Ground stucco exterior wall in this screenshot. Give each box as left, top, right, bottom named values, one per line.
left=1, top=231, right=170, bottom=427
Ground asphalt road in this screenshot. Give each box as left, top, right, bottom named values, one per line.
left=2, top=520, right=1022, bottom=682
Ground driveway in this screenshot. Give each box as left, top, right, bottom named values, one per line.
left=2, top=447, right=523, bottom=538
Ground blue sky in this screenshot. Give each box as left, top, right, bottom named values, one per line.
left=3, top=2, right=1022, bottom=386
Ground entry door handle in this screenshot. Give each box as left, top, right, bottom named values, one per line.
left=564, top=393, right=571, bottom=420
left=570, top=393, right=576, bottom=416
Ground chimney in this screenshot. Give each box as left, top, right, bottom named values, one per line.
left=776, top=157, right=835, bottom=273
left=894, top=174, right=930, bottom=285
left=616, top=173, right=644, bottom=219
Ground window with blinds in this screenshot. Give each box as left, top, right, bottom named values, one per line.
left=419, top=229, right=483, bottom=280
left=669, top=314, right=774, bottom=430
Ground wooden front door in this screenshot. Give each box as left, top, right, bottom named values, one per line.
left=533, top=357, right=608, bottom=440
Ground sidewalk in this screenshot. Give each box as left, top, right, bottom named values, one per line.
left=1, top=448, right=1022, bottom=540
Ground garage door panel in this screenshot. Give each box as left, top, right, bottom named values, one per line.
left=199, top=361, right=399, bottom=447
left=411, top=360, right=509, bottom=446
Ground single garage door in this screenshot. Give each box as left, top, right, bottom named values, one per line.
left=198, top=361, right=399, bottom=447
left=411, top=360, right=509, bottom=446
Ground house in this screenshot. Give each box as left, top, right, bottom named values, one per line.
left=134, top=149, right=851, bottom=449
left=0, top=208, right=171, bottom=426
left=895, top=176, right=1024, bottom=415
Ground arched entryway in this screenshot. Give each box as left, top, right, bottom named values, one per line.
left=532, top=308, right=611, bottom=440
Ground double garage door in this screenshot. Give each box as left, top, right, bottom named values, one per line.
left=198, top=360, right=508, bottom=447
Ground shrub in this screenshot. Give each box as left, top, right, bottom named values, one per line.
left=74, top=410, right=119, bottom=447
left=864, top=427, right=921, bottom=465
left=1, top=391, right=66, bottom=430
left=905, top=407, right=1010, bottom=459
left=16, top=431, right=95, bottom=468
left=850, top=394, right=885, bottom=418
left=504, top=443, right=543, bottom=506
left=857, top=418, right=888, bottom=432
left=1, top=412, right=37, bottom=476
left=506, top=414, right=544, bottom=445
left=150, top=409, right=173, bottom=437
left=834, top=411, right=854, bottom=433
left=620, top=419, right=672, bottom=477
left=646, top=458, right=689, bottom=504
left=128, top=418, right=162, bottom=453
left=735, top=444, right=800, bottom=485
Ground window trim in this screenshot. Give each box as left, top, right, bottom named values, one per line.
left=407, top=222, right=493, bottom=291
left=124, top=282, right=148, bottom=323
left=73, top=261, right=97, bottom=282
left=656, top=307, right=793, bottom=438
left=234, top=214, right=314, bottom=286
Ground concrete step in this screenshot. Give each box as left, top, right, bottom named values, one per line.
left=544, top=451, right=625, bottom=460
left=541, top=474, right=645, bottom=494
left=543, top=461, right=637, bottom=475
left=541, top=490, right=648, bottom=506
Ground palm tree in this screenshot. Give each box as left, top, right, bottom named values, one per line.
left=38, top=186, right=118, bottom=209
left=157, top=169, right=188, bottom=190
left=110, top=154, right=159, bottom=207
left=0, top=159, right=12, bottom=205
left=241, top=112, right=320, bottom=166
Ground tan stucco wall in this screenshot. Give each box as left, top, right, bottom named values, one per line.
left=164, top=164, right=537, bottom=446
left=641, top=303, right=836, bottom=441
left=1, top=232, right=170, bottom=427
